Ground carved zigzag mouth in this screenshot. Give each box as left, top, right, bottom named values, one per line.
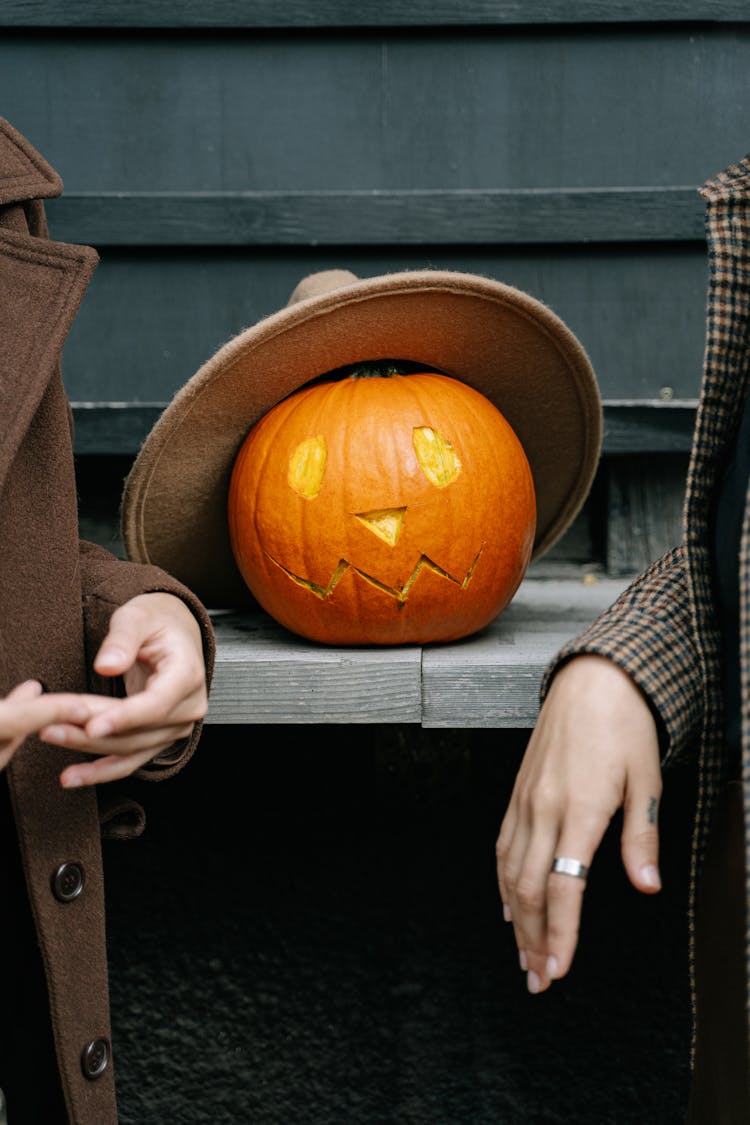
left=266, top=546, right=485, bottom=604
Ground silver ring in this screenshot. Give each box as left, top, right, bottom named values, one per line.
left=551, top=856, right=589, bottom=880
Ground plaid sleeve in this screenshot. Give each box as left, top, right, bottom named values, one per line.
left=541, top=546, right=704, bottom=765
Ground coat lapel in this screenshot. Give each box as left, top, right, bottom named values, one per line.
left=0, top=115, right=99, bottom=495
left=0, top=225, right=98, bottom=494
left=0, top=115, right=63, bottom=205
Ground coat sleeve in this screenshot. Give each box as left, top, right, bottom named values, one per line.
left=541, top=545, right=704, bottom=766
left=78, top=539, right=216, bottom=780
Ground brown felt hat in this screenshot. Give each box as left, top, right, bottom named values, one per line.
left=122, top=268, right=602, bottom=609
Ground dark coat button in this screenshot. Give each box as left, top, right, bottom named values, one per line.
left=81, top=1038, right=110, bottom=1080
left=51, top=862, right=85, bottom=902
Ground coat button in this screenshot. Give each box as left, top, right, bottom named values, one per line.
left=81, top=1038, right=110, bottom=1080
left=51, top=862, right=85, bottom=902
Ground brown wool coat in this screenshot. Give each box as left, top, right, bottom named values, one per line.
left=0, top=118, right=215, bottom=1123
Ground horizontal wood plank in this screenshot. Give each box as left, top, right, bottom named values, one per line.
left=69, top=403, right=699, bottom=455
left=2, top=1, right=747, bottom=27
left=72, top=405, right=163, bottom=453
left=206, top=576, right=629, bottom=727
left=601, top=402, right=697, bottom=452
left=421, top=576, right=630, bottom=727
left=208, top=610, right=422, bottom=724
left=59, top=245, right=708, bottom=405
left=9, top=32, right=748, bottom=197
left=605, top=454, right=687, bottom=574
left=48, top=189, right=706, bottom=246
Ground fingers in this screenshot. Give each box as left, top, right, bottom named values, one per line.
left=498, top=800, right=550, bottom=975
left=496, top=655, right=663, bottom=998
left=0, top=680, right=41, bottom=770
left=42, top=713, right=195, bottom=785
left=498, top=789, right=606, bottom=995
left=1, top=687, right=95, bottom=740
left=4, top=591, right=207, bottom=790
left=495, top=805, right=518, bottom=923
left=621, top=762, right=663, bottom=895
left=6, top=679, right=44, bottom=702
left=93, top=602, right=150, bottom=678
left=93, top=592, right=204, bottom=683
left=59, top=746, right=163, bottom=789
left=542, top=840, right=597, bottom=985
left=43, top=717, right=194, bottom=758
left=45, top=712, right=193, bottom=787
left=85, top=668, right=206, bottom=741
left=0, top=685, right=99, bottom=772
left=42, top=591, right=207, bottom=789
left=89, top=592, right=207, bottom=741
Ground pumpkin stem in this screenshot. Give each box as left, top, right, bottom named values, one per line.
left=353, top=363, right=398, bottom=379
left=332, top=359, right=422, bottom=381
left=323, top=359, right=442, bottom=383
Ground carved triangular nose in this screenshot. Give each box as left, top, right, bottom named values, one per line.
left=354, top=507, right=406, bottom=547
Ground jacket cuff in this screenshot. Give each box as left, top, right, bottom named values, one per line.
left=541, top=548, right=703, bottom=765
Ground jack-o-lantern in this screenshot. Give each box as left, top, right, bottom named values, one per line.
left=228, top=364, right=536, bottom=646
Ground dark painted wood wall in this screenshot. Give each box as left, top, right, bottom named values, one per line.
left=2, top=2, right=748, bottom=573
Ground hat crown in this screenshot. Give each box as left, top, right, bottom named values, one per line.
left=287, top=269, right=359, bottom=307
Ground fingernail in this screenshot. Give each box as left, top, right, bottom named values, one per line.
left=43, top=726, right=66, bottom=743
left=61, top=773, right=82, bottom=789
left=519, top=949, right=528, bottom=972
left=503, top=902, right=512, bottom=923
left=87, top=718, right=113, bottom=738
left=640, top=864, right=661, bottom=889
left=96, top=647, right=126, bottom=669
left=527, top=970, right=540, bottom=994
left=546, top=955, right=559, bottom=980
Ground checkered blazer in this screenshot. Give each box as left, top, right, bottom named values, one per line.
left=543, top=153, right=750, bottom=1047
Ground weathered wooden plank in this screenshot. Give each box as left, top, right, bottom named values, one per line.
left=60, top=245, right=707, bottom=407
left=1, top=0, right=747, bottom=27
left=605, top=454, right=687, bottom=575
left=47, top=189, right=706, bottom=246
left=72, top=405, right=162, bottom=454
left=421, top=576, right=630, bottom=727
left=6, top=31, right=749, bottom=195
left=602, top=402, right=697, bottom=453
left=207, top=611, right=422, bottom=724
left=69, top=404, right=699, bottom=456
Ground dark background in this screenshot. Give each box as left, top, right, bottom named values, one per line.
left=104, top=726, right=696, bottom=1125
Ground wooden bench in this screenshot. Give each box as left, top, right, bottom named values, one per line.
left=205, top=576, right=630, bottom=727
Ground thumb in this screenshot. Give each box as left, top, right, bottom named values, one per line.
left=94, top=608, right=146, bottom=677
left=620, top=767, right=663, bottom=895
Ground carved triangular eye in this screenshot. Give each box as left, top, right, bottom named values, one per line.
left=355, top=507, right=406, bottom=546
left=288, top=436, right=327, bottom=498
left=412, top=427, right=461, bottom=487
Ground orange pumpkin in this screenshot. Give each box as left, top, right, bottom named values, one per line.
left=228, top=366, right=536, bottom=646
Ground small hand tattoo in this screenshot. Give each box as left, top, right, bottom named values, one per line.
left=647, top=796, right=658, bottom=825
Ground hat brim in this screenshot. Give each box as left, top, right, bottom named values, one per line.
left=121, top=269, right=602, bottom=609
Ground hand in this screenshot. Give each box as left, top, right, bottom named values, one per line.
left=40, top=593, right=208, bottom=788
left=0, top=680, right=98, bottom=773
left=495, top=654, right=662, bottom=995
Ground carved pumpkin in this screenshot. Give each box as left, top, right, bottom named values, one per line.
left=228, top=366, right=536, bottom=645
